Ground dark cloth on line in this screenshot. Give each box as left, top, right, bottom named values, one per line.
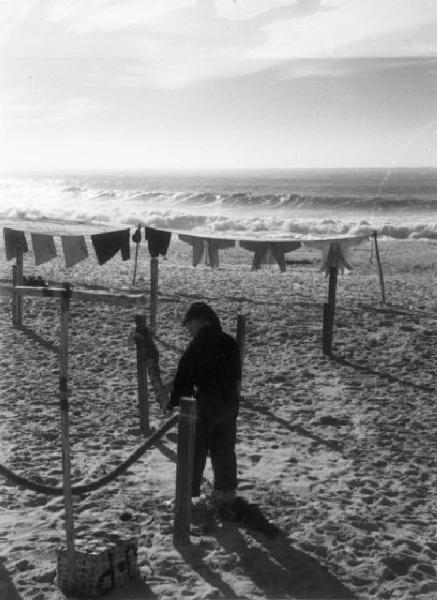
left=3, top=228, right=28, bottom=261
left=61, top=235, right=89, bottom=268
left=91, top=229, right=130, bottom=265
left=31, top=233, right=57, bottom=266
left=132, top=226, right=142, bottom=244
left=145, top=227, right=171, bottom=258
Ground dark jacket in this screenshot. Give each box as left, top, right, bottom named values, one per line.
left=170, top=324, right=241, bottom=417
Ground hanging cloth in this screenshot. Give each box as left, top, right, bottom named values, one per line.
left=91, top=229, right=130, bottom=265
left=3, top=227, right=29, bottom=261
left=303, top=236, right=369, bottom=275
left=132, top=225, right=142, bottom=245
left=179, top=235, right=235, bottom=268
left=31, top=233, right=57, bottom=266
left=239, top=240, right=301, bottom=272
left=61, top=235, right=89, bottom=268
left=145, top=227, right=172, bottom=258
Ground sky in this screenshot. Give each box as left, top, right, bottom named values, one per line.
left=0, top=0, right=436, bottom=171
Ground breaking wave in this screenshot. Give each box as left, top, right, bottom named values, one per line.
left=0, top=172, right=436, bottom=240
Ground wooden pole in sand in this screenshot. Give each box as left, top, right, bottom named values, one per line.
left=59, top=283, right=76, bottom=586
left=174, top=397, right=196, bottom=547
left=236, top=311, right=247, bottom=366
left=150, top=257, right=159, bottom=332
left=132, top=224, right=141, bottom=286
left=372, top=231, right=386, bottom=305
left=323, top=266, right=338, bottom=356
left=12, top=265, right=17, bottom=326
left=322, top=302, right=331, bottom=356
left=15, top=246, right=24, bottom=326
left=135, top=314, right=149, bottom=435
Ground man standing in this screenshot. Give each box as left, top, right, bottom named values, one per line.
left=167, top=302, right=241, bottom=506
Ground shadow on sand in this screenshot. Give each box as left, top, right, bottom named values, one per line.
left=102, top=576, right=158, bottom=600
left=248, top=404, right=343, bottom=452
left=17, top=324, right=58, bottom=353
left=0, top=559, right=22, bottom=600
left=330, top=353, right=433, bottom=392
left=179, top=500, right=357, bottom=600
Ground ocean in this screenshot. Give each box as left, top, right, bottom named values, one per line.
left=0, top=168, right=436, bottom=240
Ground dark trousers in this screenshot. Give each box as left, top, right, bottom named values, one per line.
left=192, top=409, right=238, bottom=497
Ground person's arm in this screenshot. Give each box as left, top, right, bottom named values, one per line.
left=168, top=344, right=197, bottom=408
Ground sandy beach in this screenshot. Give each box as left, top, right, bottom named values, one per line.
left=0, top=223, right=436, bottom=600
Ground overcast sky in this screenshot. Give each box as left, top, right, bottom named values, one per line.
left=1, top=0, right=436, bottom=171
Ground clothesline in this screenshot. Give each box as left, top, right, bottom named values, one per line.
left=2, top=225, right=372, bottom=274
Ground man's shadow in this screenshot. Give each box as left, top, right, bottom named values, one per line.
left=103, top=576, right=158, bottom=600
left=218, top=524, right=356, bottom=599
left=180, top=500, right=357, bottom=600
left=0, top=559, right=22, bottom=600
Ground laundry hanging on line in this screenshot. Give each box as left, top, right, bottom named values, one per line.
left=61, top=235, right=89, bottom=268
left=91, top=229, right=130, bottom=265
left=239, top=241, right=302, bottom=272
left=303, top=236, right=370, bottom=275
left=31, top=233, right=57, bottom=266
left=179, top=235, right=235, bottom=268
left=3, top=227, right=29, bottom=261
left=145, top=227, right=172, bottom=258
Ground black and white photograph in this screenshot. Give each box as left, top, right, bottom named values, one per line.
left=0, top=1, right=436, bottom=599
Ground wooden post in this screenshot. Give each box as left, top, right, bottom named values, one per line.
left=328, top=265, right=338, bottom=315
left=135, top=314, right=149, bottom=435
left=322, top=266, right=338, bottom=356
left=150, top=257, right=159, bottom=332
left=174, top=397, right=196, bottom=547
left=59, top=283, right=76, bottom=588
left=132, top=223, right=141, bottom=286
left=322, top=302, right=332, bottom=355
left=15, top=246, right=23, bottom=326
left=236, top=312, right=247, bottom=365
left=12, top=264, right=17, bottom=325
left=372, top=231, right=386, bottom=305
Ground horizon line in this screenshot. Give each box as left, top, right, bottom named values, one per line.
left=1, top=165, right=436, bottom=176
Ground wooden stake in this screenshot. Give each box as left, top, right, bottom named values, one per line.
left=59, top=283, right=76, bottom=588
left=135, top=314, right=149, bottom=435
left=132, top=223, right=141, bottom=285
left=236, top=312, right=247, bottom=365
left=12, top=264, right=17, bottom=326
left=150, top=257, right=159, bottom=332
left=322, top=266, right=338, bottom=356
left=322, top=302, right=332, bottom=355
left=173, top=397, right=196, bottom=547
left=328, top=265, right=338, bottom=314
left=372, top=231, right=386, bottom=304
left=16, top=246, right=23, bottom=326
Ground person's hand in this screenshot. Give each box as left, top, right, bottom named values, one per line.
left=157, top=381, right=173, bottom=412
left=128, top=326, right=155, bottom=349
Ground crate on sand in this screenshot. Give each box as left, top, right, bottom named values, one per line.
left=56, top=534, right=138, bottom=597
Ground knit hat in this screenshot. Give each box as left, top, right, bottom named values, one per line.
left=182, top=302, right=222, bottom=330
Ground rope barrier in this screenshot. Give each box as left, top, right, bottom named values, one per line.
left=0, top=414, right=178, bottom=497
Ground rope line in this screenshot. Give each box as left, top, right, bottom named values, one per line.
left=0, top=414, right=178, bottom=497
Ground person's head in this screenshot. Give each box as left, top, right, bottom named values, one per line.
left=182, top=302, right=221, bottom=338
